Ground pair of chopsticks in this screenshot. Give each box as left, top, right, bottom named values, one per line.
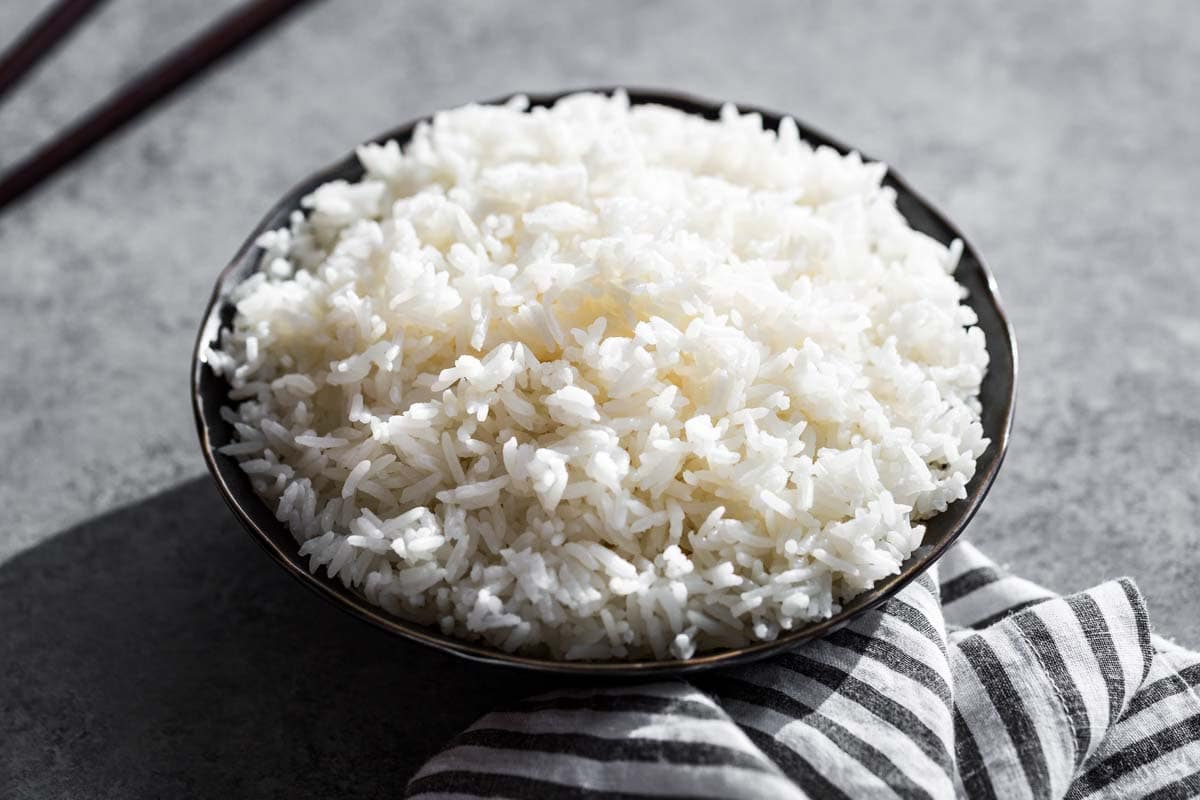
left=0, top=0, right=313, bottom=213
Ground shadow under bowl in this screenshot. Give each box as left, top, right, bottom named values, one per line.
left=192, top=87, right=1017, bottom=676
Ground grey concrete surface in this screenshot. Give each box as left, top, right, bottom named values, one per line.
left=1, top=1, right=1197, bottom=796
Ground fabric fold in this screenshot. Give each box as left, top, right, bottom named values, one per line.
left=408, top=682, right=804, bottom=800
left=948, top=577, right=1155, bottom=799
left=406, top=543, right=1200, bottom=799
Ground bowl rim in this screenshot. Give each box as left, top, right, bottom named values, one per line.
left=191, top=86, right=1018, bottom=676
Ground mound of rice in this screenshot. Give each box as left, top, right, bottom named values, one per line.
left=209, top=91, right=988, bottom=660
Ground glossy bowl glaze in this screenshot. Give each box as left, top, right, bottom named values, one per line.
left=192, top=88, right=1017, bottom=676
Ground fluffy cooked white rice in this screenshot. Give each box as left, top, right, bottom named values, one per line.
left=209, top=91, right=988, bottom=660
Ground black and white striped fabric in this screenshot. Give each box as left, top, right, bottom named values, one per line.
left=407, top=542, right=1200, bottom=799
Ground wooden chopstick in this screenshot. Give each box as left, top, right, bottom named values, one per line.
left=0, top=0, right=107, bottom=106
left=0, top=0, right=314, bottom=213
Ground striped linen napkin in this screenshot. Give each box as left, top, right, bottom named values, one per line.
left=405, top=542, right=1200, bottom=799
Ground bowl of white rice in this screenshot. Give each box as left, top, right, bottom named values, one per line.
left=192, top=88, right=1016, bottom=674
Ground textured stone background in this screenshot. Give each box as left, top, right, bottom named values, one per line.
left=2, top=1, right=1197, bottom=796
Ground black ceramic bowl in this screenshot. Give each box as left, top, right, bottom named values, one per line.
left=192, top=88, right=1017, bottom=676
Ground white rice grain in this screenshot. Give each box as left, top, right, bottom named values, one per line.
left=214, top=91, right=989, bottom=660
